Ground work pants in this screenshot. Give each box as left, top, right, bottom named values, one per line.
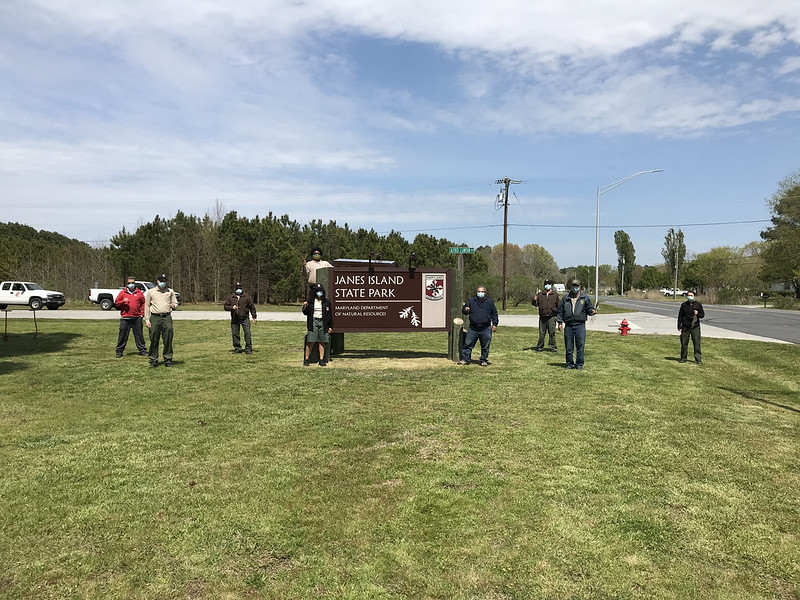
left=563, top=322, right=587, bottom=368
left=536, top=315, right=557, bottom=351
left=680, top=326, right=702, bottom=362
left=117, top=317, right=146, bottom=354
left=231, top=317, right=252, bottom=351
left=148, top=314, right=174, bottom=365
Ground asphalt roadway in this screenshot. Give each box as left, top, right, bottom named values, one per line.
left=4, top=299, right=794, bottom=344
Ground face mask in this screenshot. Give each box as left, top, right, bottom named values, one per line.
left=544, top=284, right=551, bottom=291
left=127, top=283, right=136, bottom=291
left=687, top=296, right=694, bottom=302
left=312, top=254, right=321, bottom=261
left=316, top=291, right=324, bottom=297
left=572, top=286, right=580, bottom=293
left=158, top=281, right=166, bottom=289
left=235, top=289, right=243, bottom=295
left=476, top=291, right=485, bottom=299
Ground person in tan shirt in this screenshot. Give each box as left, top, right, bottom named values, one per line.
left=144, top=273, right=178, bottom=367
left=303, top=246, right=333, bottom=288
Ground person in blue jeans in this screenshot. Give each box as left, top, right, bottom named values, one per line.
left=458, top=285, right=499, bottom=366
left=556, top=278, right=597, bottom=370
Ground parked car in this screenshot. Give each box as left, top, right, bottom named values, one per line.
left=0, top=281, right=66, bottom=310
left=88, top=281, right=182, bottom=311
left=662, top=288, right=688, bottom=297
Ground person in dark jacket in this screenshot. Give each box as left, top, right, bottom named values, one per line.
left=556, top=278, right=597, bottom=370
left=223, top=282, right=257, bottom=354
left=677, top=290, right=704, bottom=363
left=532, top=278, right=560, bottom=352
left=458, top=285, right=499, bottom=366
left=302, top=283, right=333, bottom=366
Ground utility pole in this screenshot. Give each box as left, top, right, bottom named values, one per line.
left=495, top=177, right=521, bottom=310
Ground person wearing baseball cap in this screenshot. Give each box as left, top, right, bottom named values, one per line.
left=556, top=278, right=597, bottom=370
left=144, top=273, right=179, bottom=368
left=223, top=282, right=257, bottom=355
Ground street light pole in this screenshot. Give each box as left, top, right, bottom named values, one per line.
left=594, top=169, right=663, bottom=306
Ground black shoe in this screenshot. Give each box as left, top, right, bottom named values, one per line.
left=164, top=362, right=173, bottom=368
left=549, top=348, right=558, bottom=353
left=679, top=358, right=687, bottom=363
left=303, top=360, right=310, bottom=366
left=245, top=349, right=252, bottom=355
left=116, top=353, right=123, bottom=359
left=149, top=362, right=158, bottom=368
left=480, top=360, right=488, bottom=367
left=139, top=351, right=147, bottom=356
left=534, top=348, right=543, bottom=353
left=457, top=360, right=469, bottom=365
left=234, top=348, right=243, bottom=354
left=318, top=360, right=327, bottom=367
left=566, top=364, right=575, bottom=369
left=696, top=360, right=702, bottom=364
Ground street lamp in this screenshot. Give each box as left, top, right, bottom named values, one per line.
left=595, top=170, right=663, bottom=306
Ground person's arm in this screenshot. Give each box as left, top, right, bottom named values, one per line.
left=557, top=298, right=565, bottom=330
left=114, top=290, right=126, bottom=309
left=677, top=307, right=682, bottom=331
left=144, top=291, right=152, bottom=327
left=585, top=296, right=596, bottom=316
left=490, top=301, right=499, bottom=329
left=462, top=300, right=471, bottom=314
left=696, top=303, right=705, bottom=320
left=223, top=295, right=234, bottom=311
left=249, top=297, right=257, bottom=322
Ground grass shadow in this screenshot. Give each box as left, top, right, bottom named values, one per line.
left=0, top=332, right=83, bottom=359
left=719, top=387, right=800, bottom=414
left=336, top=349, right=446, bottom=360
left=664, top=356, right=684, bottom=362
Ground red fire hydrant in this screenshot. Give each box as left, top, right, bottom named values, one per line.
left=618, top=318, right=631, bottom=336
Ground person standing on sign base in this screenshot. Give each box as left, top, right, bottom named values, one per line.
left=304, top=246, right=333, bottom=290
left=678, top=290, right=704, bottom=364
left=224, top=282, right=257, bottom=355
left=302, top=283, right=333, bottom=367
left=458, top=285, right=499, bottom=367
left=532, top=278, right=560, bottom=353
left=145, top=273, right=178, bottom=368
left=556, top=278, right=596, bottom=370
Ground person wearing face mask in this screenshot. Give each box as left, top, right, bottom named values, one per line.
left=556, top=278, right=597, bottom=370
left=458, top=285, right=499, bottom=366
left=677, top=290, right=704, bottom=364
left=224, top=282, right=257, bottom=355
left=113, top=276, right=147, bottom=358
left=531, top=278, right=561, bottom=353
left=303, top=246, right=334, bottom=288
left=144, top=273, right=179, bottom=368
left=302, top=283, right=333, bottom=366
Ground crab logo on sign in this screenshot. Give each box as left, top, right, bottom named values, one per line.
left=425, top=275, right=444, bottom=301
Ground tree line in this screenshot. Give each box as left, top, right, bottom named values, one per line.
left=1, top=169, right=797, bottom=304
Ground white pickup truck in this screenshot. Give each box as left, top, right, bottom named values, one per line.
left=88, top=281, right=182, bottom=311
left=0, top=281, right=67, bottom=310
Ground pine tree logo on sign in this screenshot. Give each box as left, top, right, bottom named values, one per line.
left=425, top=275, right=444, bottom=301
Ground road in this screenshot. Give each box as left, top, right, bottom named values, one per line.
left=600, top=296, right=800, bottom=345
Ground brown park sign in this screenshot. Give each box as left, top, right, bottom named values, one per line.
left=328, top=266, right=451, bottom=332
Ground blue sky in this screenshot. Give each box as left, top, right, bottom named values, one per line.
left=2, top=0, right=799, bottom=268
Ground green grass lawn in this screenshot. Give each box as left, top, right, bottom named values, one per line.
left=1, top=321, right=798, bottom=599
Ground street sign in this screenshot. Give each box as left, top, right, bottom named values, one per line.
left=449, top=247, right=475, bottom=254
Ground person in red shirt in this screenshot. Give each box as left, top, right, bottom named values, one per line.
left=114, top=276, right=147, bottom=358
